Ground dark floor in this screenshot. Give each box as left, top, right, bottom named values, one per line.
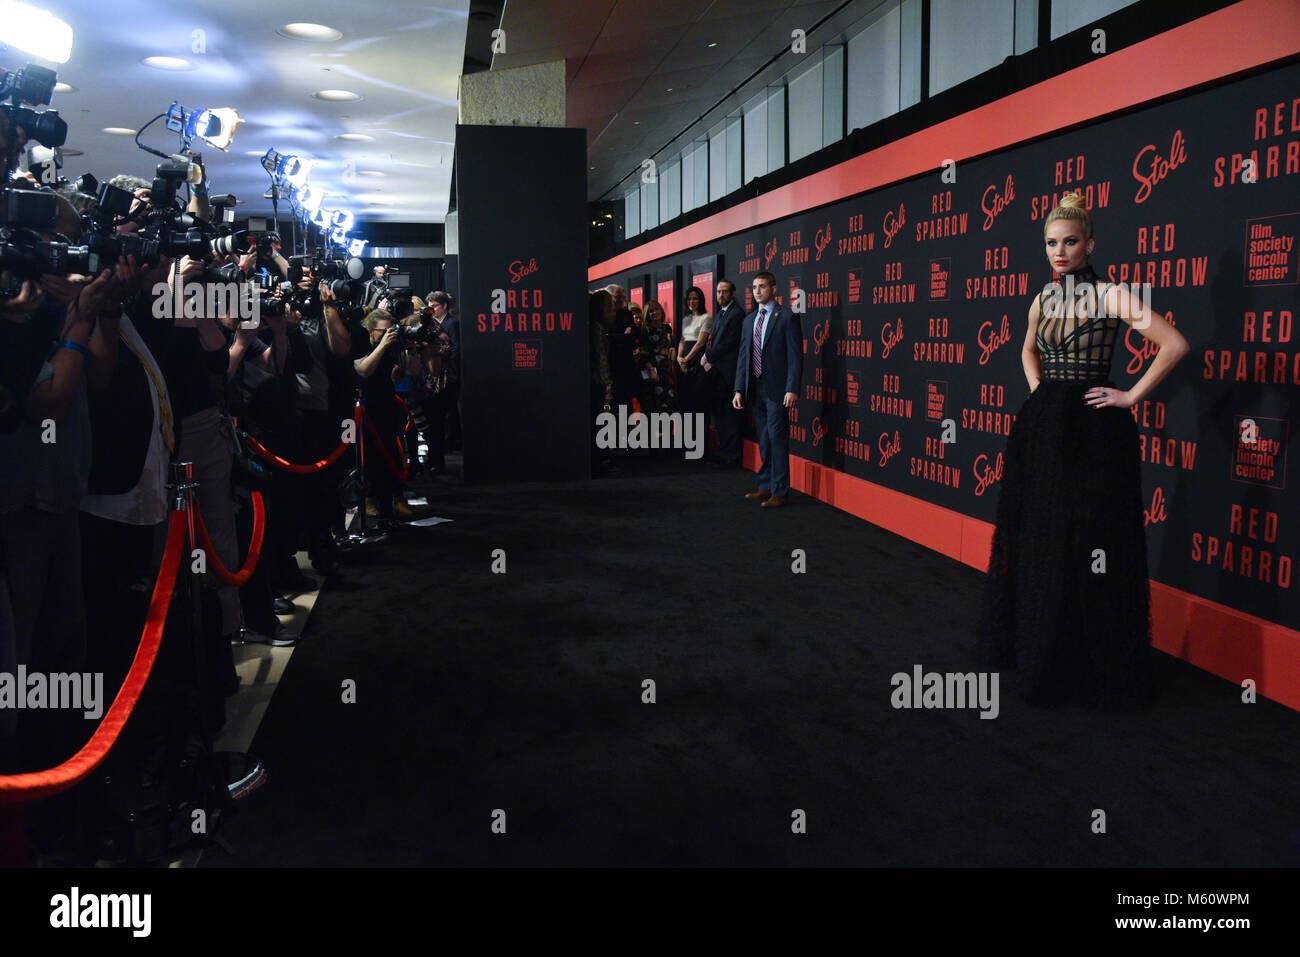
left=204, top=450, right=1300, bottom=867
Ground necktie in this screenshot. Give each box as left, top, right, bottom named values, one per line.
left=753, top=307, right=766, bottom=377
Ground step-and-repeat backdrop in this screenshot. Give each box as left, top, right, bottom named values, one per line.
left=597, top=62, right=1299, bottom=632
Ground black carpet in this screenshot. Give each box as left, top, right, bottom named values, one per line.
left=204, top=452, right=1300, bottom=867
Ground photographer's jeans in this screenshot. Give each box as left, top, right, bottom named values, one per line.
left=177, top=408, right=241, bottom=637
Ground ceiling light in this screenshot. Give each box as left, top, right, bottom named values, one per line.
left=0, top=1, right=74, bottom=63
left=356, top=170, right=385, bottom=177
left=53, top=82, right=76, bottom=94
left=336, top=133, right=374, bottom=142
left=666, top=88, right=673, bottom=92
left=141, top=56, right=193, bottom=71
left=313, top=90, right=361, bottom=102
left=708, top=42, right=717, bottom=48
left=102, top=127, right=137, bottom=135
left=278, top=22, right=343, bottom=42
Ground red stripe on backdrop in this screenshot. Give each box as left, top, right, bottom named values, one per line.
left=590, top=0, right=1300, bottom=282
left=742, top=441, right=1300, bottom=712
left=598, top=0, right=1300, bottom=709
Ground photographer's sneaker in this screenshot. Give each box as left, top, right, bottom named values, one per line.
left=393, top=497, right=416, bottom=520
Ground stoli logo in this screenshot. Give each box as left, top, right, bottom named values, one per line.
left=764, top=237, right=778, bottom=268
left=814, top=224, right=832, bottom=261
left=878, top=430, right=901, bottom=467
left=1143, top=486, right=1167, bottom=526
left=977, top=315, right=1012, bottom=365
left=1132, top=130, right=1187, bottom=204
left=1123, top=314, right=1175, bottom=375
left=882, top=203, right=906, bottom=248
left=973, top=451, right=1004, bottom=497
left=509, top=258, right=539, bottom=284
left=881, top=318, right=904, bottom=358
left=812, top=319, right=830, bottom=354
left=811, top=417, right=826, bottom=446
left=981, top=175, right=1015, bottom=231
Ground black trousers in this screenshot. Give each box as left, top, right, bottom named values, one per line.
left=713, top=382, right=744, bottom=464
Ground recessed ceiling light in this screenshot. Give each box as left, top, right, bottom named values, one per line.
left=141, top=56, right=193, bottom=71
left=278, top=22, right=343, bottom=42
left=336, top=133, right=374, bottom=142
left=357, top=170, right=385, bottom=177
left=53, top=82, right=76, bottom=94
left=633, top=121, right=639, bottom=125
left=313, top=90, right=361, bottom=102
left=708, top=42, right=717, bottom=48
left=666, top=88, right=673, bottom=92
left=102, top=127, right=137, bottom=135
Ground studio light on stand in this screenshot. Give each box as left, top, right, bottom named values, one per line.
left=167, top=101, right=242, bottom=151
left=0, top=0, right=74, bottom=63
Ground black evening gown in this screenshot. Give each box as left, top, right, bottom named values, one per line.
left=977, top=264, right=1154, bottom=709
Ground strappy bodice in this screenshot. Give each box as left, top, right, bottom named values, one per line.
left=1035, top=265, right=1120, bottom=382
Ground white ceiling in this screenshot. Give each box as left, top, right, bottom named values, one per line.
left=2, top=0, right=470, bottom=224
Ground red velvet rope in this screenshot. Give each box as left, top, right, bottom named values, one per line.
left=394, top=394, right=414, bottom=432
left=0, top=510, right=188, bottom=803
left=193, top=490, right=265, bottom=587
left=244, top=403, right=362, bottom=474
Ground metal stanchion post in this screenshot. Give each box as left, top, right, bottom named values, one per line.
left=168, top=460, right=209, bottom=690
left=346, top=391, right=387, bottom=546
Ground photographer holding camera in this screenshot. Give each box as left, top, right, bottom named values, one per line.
left=296, top=276, right=352, bottom=572
left=223, top=278, right=312, bottom=643
left=354, top=307, right=410, bottom=519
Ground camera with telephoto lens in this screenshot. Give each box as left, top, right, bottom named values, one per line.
left=392, top=321, right=436, bottom=347
left=0, top=187, right=104, bottom=297
left=0, top=64, right=67, bottom=149
left=76, top=181, right=160, bottom=270
left=287, top=252, right=361, bottom=303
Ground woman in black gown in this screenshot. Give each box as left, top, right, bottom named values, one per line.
left=978, top=192, right=1190, bottom=709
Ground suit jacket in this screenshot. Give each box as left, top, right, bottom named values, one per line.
left=704, top=298, right=744, bottom=387
left=734, top=301, right=802, bottom=402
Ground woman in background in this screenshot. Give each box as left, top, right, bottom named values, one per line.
left=636, top=300, right=676, bottom=415
left=676, top=286, right=713, bottom=417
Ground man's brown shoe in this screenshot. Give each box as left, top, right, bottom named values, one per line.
left=745, top=489, right=772, bottom=500
left=760, top=495, right=787, bottom=508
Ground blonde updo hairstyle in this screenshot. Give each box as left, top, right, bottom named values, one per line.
left=1043, top=191, right=1094, bottom=244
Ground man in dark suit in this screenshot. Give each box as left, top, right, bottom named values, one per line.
left=733, top=271, right=802, bottom=508
left=701, top=278, right=744, bottom=467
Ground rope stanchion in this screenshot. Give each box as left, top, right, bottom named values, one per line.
left=244, top=402, right=362, bottom=474
left=194, top=490, right=266, bottom=586
left=0, top=511, right=188, bottom=804
left=359, top=405, right=410, bottom=483
left=246, top=433, right=351, bottom=474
